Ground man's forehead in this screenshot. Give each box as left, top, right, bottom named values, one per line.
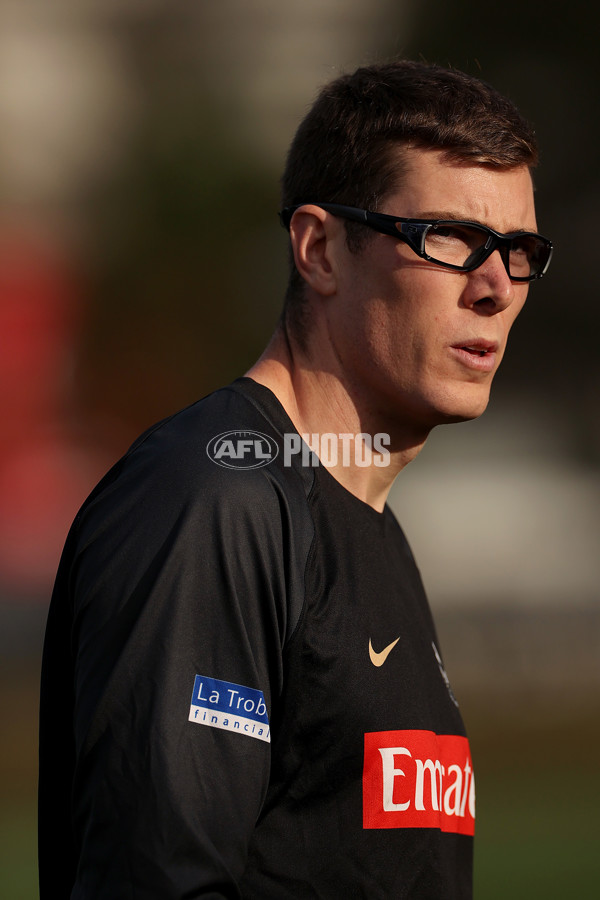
left=384, top=147, right=537, bottom=231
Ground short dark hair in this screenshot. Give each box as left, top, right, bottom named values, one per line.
left=281, top=60, right=539, bottom=341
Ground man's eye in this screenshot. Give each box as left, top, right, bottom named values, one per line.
left=430, top=224, right=473, bottom=241
left=510, top=238, right=530, bottom=255
left=428, top=225, right=473, bottom=246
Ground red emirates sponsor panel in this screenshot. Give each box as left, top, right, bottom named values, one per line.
left=363, top=730, right=475, bottom=835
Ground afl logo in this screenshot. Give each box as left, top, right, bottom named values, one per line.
left=206, top=430, right=279, bottom=469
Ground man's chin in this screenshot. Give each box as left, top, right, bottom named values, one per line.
left=385, top=384, right=492, bottom=433
left=430, top=390, right=491, bottom=426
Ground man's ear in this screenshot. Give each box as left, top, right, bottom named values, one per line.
left=288, top=205, right=342, bottom=297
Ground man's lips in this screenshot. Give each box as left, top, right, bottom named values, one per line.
left=450, top=340, right=499, bottom=372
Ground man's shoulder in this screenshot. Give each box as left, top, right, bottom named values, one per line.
left=62, top=380, right=315, bottom=644
left=124, top=379, right=273, bottom=463
left=76, top=379, right=314, bottom=536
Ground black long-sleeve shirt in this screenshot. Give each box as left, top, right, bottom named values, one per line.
left=39, top=378, right=474, bottom=898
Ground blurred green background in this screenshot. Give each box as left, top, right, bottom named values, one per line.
left=1, top=1, right=598, bottom=897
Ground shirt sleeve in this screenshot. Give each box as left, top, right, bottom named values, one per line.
left=40, top=415, right=309, bottom=899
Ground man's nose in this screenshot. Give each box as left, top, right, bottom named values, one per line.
left=463, top=248, right=517, bottom=314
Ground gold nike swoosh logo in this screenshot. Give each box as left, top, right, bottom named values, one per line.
left=369, top=637, right=400, bottom=667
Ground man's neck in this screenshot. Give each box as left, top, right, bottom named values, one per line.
left=245, top=325, right=430, bottom=512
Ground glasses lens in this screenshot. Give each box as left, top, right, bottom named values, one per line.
left=508, top=234, right=550, bottom=279
left=424, top=222, right=551, bottom=280
left=424, top=223, right=489, bottom=269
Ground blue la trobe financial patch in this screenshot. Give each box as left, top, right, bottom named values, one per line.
left=189, top=674, right=271, bottom=742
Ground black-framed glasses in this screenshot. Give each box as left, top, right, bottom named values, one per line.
left=280, top=202, right=553, bottom=282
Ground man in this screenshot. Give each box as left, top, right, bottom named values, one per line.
left=39, top=61, right=552, bottom=898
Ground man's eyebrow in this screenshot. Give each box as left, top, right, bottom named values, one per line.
left=415, top=210, right=470, bottom=221
left=415, top=210, right=492, bottom=225
left=412, top=210, right=533, bottom=233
